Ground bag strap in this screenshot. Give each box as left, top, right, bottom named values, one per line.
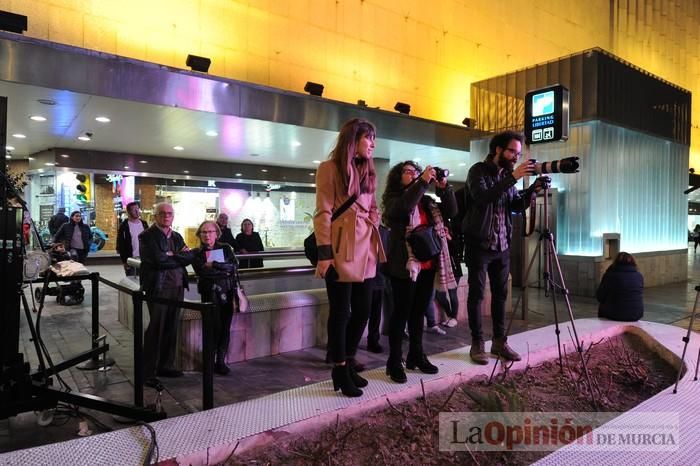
left=330, top=194, right=358, bottom=222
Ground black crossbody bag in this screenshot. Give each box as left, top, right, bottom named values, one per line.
left=304, top=194, right=358, bottom=266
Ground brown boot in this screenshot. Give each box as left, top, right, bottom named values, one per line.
left=469, top=339, right=489, bottom=365
left=491, top=337, right=522, bottom=361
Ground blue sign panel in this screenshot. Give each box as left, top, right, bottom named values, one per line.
left=525, top=85, right=569, bottom=144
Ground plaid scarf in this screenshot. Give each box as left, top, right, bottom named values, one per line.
left=405, top=201, right=458, bottom=292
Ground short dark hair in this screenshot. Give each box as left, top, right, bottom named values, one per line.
left=126, top=201, right=140, bottom=210
left=488, top=130, right=524, bottom=158
left=613, top=251, right=637, bottom=268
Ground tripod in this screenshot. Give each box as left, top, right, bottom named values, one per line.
left=489, top=180, right=598, bottom=408
left=672, top=284, right=700, bottom=393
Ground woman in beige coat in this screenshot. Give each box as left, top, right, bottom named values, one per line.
left=314, top=118, right=385, bottom=397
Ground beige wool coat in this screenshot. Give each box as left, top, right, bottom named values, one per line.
left=313, top=160, right=386, bottom=282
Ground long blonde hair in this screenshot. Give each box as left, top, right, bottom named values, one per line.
left=328, top=118, right=377, bottom=196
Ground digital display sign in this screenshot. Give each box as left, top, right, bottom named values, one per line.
left=524, top=85, right=569, bottom=145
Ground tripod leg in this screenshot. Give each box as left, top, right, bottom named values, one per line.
left=547, top=238, right=599, bottom=409
left=21, top=290, right=48, bottom=376
left=543, top=237, right=564, bottom=372
left=673, top=289, right=700, bottom=393
left=489, top=239, right=542, bottom=384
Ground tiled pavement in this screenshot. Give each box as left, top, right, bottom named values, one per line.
left=2, top=247, right=700, bottom=455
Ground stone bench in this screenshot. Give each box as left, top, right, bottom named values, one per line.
left=115, top=270, right=510, bottom=371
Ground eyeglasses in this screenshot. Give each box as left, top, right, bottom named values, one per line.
left=200, top=230, right=218, bottom=235
left=402, top=168, right=419, bottom=175
left=504, top=148, right=522, bottom=157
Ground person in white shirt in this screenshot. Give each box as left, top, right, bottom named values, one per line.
left=116, top=201, right=148, bottom=275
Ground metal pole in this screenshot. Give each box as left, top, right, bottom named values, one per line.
left=201, top=304, right=215, bottom=410
left=133, top=293, right=144, bottom=407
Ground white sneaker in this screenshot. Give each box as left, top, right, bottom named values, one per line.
left=425, top=325, right=446, bottom=335
left=441, top=318, right=458, bottom=328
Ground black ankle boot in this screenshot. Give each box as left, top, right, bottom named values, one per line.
left=405, top=353, right=438, bottom=374
left=386, top=359, right=407, bottom=384
left=214, top=353, right=230, bottom=375
left=348, top=363, right=368, bottom=388
left=331, top=365, right=362, bottom=397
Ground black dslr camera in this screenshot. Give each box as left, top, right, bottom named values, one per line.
left=433, top=167, right=449, bottom=182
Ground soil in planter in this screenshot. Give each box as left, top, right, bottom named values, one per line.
left=228, top=332, right=679, bottom=465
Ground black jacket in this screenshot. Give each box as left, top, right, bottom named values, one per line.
left=53, top=221, right=91, bottom=253
left=235, top=232, right=264, bottom=268
left=138, top=225, right=192, bottom=295
left=384, top=179, right=457, bottom=279
left=597, top=263, right=644, bottom=321
left=191, top=242, right=238, bottom=298
left=116, top=218, right=148, bottom=263
left=218, top=226, right=238, bottom=250
left=48, top=212, right=69, bottom=235
left=462, top=159, right=534, bottom=250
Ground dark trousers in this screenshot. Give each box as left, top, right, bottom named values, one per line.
left=201, top=291, right=234, bottom=359
left=436, top=287, right=459, bottom=319
left=389, top=269, right=436, bottom=362
left=143, top=286, right=184, bottom=377
left=466, top=248, right=509, bottom=341
left=367, top=289, right=382, bottom=346
left=325, top=279, right=373, bottom=363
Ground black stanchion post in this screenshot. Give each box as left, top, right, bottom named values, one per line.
left=201, top=303, right=215, bottom=410
left=133, top=292, right=144, bottom=407
left=90, top=272, right=100, bottom=362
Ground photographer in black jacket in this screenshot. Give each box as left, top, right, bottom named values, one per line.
left=463, top=130, right=544, bottom=365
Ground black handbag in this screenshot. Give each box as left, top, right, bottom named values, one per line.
left=304, top=194, right=358, bottom=266
left=407, top=224, right=442, bottom=261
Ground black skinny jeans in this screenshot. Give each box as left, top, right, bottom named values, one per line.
left=388, top=269, right=436, bottom=362
left=466, top=248, right=510, bottom=341
left=201, top=290, right=234, bottom=358
left=325, top=278, right=373, bottom=363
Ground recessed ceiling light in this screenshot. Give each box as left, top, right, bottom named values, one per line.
left=312, top=160, right=321, bottom=164
left=173, top=146, right=184, bottom=151
left=44, top=162, right=55, bottom=166
left=124, top=165, right=130, bottom=169
left=60, top=154, right=70, bottom=158
left=291, top=141, right=301, bottom=147
left=28, top=157, right=35, bottom=161
left=139, top=160, right=148, bottom=164
left=261, top=169, right=268, bottom=172
left=5, top=155, right=10, bottom=159
left=311, top=183, right=316, bottom=188
left=235, top=173, right=242, bottom=176
left=37, top=99, right=56, bottom=105
left=186, top=175, right=191, bottom=179
left=12, top=133, right=26, bottom=139
left=78, top=135, right=91, bottom=141
left=6, top=145, right=14, bottom=151
left=309, top=172, right=315, bottom=176
left=205, top=130, right=218, bottom=137
left=449, top=173, right=455, bottom=176
left=30, top=115, right=46, bottom=122
left=95, top=116, right=111, bottom=123
left=183, top=170, right=189, bottom=174
left=458, top=162, right=466, bottom=166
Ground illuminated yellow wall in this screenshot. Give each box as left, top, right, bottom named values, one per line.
left=2, top=0, right=698, bottom=164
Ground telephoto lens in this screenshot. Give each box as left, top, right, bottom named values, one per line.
left=530, top=156, right=580, bottom=175
left=433, top=167, right=449, bottom=181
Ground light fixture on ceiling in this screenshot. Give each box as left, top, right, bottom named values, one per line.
left=12, top=133, right=26, bottom=139
left=0, top=10, right=27, bottom=34
left=28, top=157, right=35, bottom=161
left=394, top=102, right=411, bottom=115
left=173, top=146, right=184, bottom=151
left=124, top=165, right=130, bottom=169
left=261, top=169, right=268, bottom=173
left=357, top=99, right=367, bottom=107
left=60, top=154, right=70, bottom=158
left=304, top=81, right=324, bottom=97
left=44, top=162, right=55, bottom=166
left=309, top=172, right=315, bottom=176
left=6, top=145, right=14, bottom=151
left=95, top=116, right=111, bottom=123
left=458, top=162, right=466, bottom=167
left=312, top=160, right=321, bottom=164
left=29, top=115, right=46, bottom=122
left=291, top=141, right=301, bottom=147
left=78, top=132, right=92, bottom=141
left=183, top=170, right=190, bottom=174
left=37, top=98, right=56, bottom=106
left=139, top=160, right=148, bottom=164
left=235, top=173, right=242, bottom=177
left=186, top=54, right=211, bottom=73
left=5, top=154, right=10, bottom=159
left=205, top=130, right=218, bottom=137
left=462, top=117, right=476, bottom=129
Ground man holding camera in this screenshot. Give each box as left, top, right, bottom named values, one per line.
left=463, top=130, right=543, bottom=365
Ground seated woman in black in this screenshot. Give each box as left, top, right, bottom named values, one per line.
left=596, top=252, right=644, bottom=322
left=235, top=218, right=264, bottom=268
left=191, top=220, right=239, bottom=375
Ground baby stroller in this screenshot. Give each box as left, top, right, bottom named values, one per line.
left=34, top=244, right=86, bottom=306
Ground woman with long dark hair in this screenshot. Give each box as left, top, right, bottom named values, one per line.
left=314, top=118, right=385, bottom=397
left=53, top=210, right=91, bottom=263
left=382, top=161, right=457, bottom=383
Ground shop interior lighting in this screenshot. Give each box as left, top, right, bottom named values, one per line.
left=29, top=115, right=46, bottom=122
left=12, top=133, right=26, bottom=139
left=95, top=116, right=111, bottom=123
left=6, top=145, right=14, bottom=151
left=205, top=130, right=218, bottom=137
left=312, top=160, right=321, bottom=164
left=173, top=146, right=184, bottom=151
left=291, top=141, right=301, bottom=147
